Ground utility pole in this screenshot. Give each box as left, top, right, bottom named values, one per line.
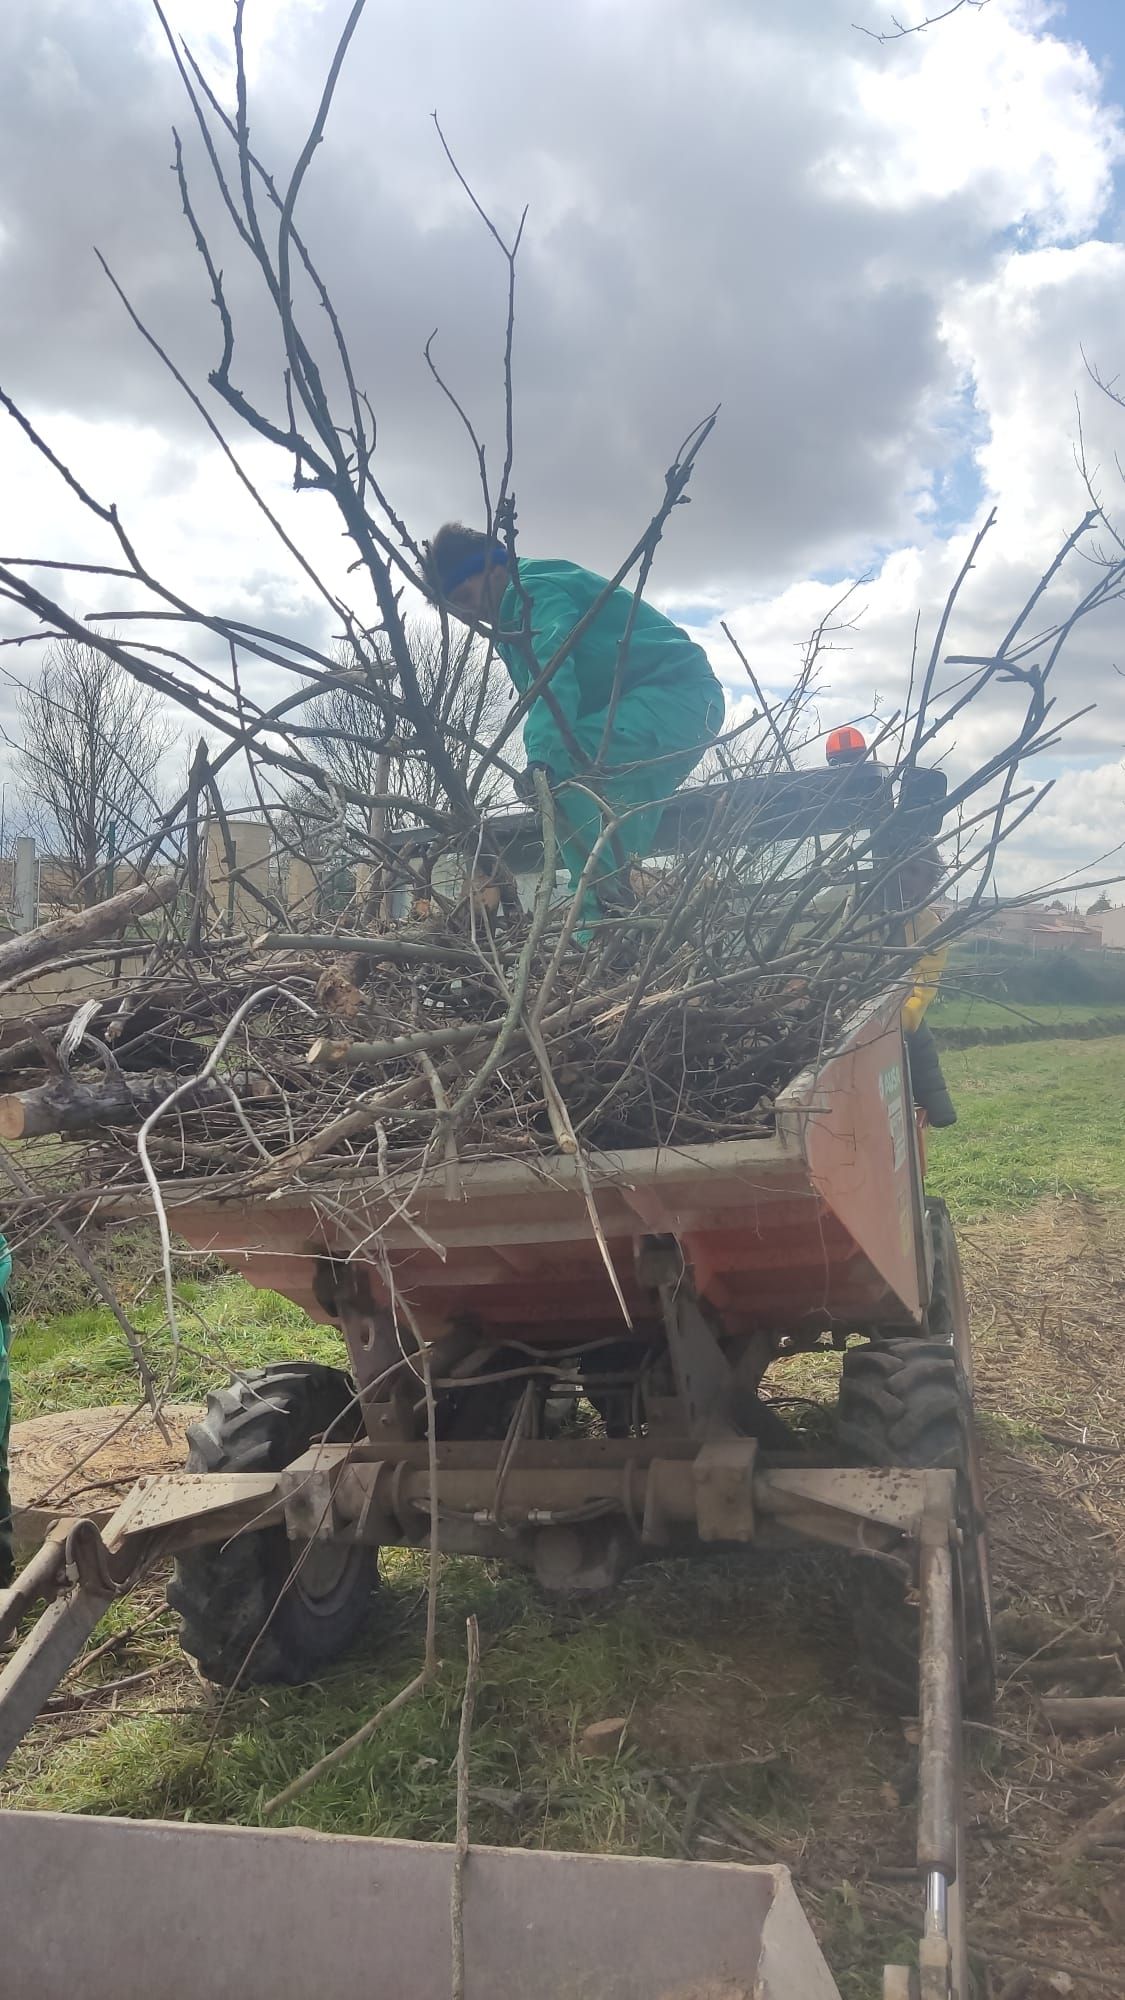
left=361, top=749, right=391, bottom=924
left=12, top=838, right=36, bottom=933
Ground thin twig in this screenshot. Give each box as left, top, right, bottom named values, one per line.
left=450, top=1612, right=481, bottom=2000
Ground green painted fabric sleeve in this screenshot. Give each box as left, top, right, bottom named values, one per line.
left=496, top=559, right=720, bottom=773
left=498, top=568, right=587, bottom=768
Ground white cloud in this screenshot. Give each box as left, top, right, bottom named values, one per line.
left=0, top=0, right=1123, bottom=900
left=835, top=0, right=1123, bottom=241
left=942, top=238, right=1125, bottom=533
left=994, top=759, right=1125, bottom=900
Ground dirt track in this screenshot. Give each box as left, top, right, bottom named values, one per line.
left=959, top=1200, right=1125, bottom=1995
left=655, top=1197, right=1125, bottom=1994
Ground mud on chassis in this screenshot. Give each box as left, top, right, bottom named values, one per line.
left=0, top=993, right=993, bottom=2000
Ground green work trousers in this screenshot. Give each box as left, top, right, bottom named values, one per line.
left=547, top=678, right=724, bottom=917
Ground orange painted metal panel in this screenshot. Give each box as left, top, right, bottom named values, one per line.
left=172, top=994, right=927, bottom=1343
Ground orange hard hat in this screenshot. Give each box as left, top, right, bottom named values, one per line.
left=825, top=725, right=867, bottom=764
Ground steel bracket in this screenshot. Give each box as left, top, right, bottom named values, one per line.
left=637, top=1234, right=736, bottom=1440
left=105, top=1471, right=284, bottom=1546
left=882, top=1969, right=919, bottom=2000
left=330, top=1263, right=408, bottom=1427
left=282, top=1468, right=341, bottom=1543
left=641, top=1459, right=693, bottom=1544
left=693, top=1439, right=756, bottom=1541
left=758, top=1466, right=954, bottom=1552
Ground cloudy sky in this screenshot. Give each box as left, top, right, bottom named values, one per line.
left=1, top=0, right=1123, bottom=899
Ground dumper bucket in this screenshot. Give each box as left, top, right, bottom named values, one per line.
left=0, top=1809, right=841, bottom=2000
left=167, top=992, right=928, bottom=1376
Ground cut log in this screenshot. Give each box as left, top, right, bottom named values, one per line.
left=0, top=1028, right=68, bottom=1079
left=1041, top=1697, right=1125, bottom=1730
left=307, top=1019, right=502, bottom=1069
left=0, top=1072, right=242, bottom=1141
left=0, top=877, right=177, bottom=987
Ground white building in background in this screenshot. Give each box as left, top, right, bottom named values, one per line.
left=1098, top=907, right=1125, bottom=952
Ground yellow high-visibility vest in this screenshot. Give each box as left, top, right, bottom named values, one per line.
left=901, top=907, right=948, bottom=1033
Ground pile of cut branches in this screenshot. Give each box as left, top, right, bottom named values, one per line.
left=0, top=693, right=1087, bottom=1227
left=0, top=1, right=1120, bottom=1329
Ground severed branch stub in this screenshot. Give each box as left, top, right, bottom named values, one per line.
left=0, top=1072, right=249, bottom=1142
left=0, top=876, right=177, bottom=985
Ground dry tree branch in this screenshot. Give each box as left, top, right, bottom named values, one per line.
left=902, top=508, right=996, bottom=771
left=261, top=1664, right=436, bottom=1818
left=136, top=984, right=318, bottom=1376
left=451, top=1612, right=481, bottom=2000
left=0, top=878, right=177, bottom=983
left=721, top=623, right=797, bottom=773
left=854, top=1, right=989, bottom=43
left=430, top=114, right=527, bottom=531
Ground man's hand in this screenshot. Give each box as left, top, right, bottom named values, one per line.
left=514, top=761, right=553, bottom=804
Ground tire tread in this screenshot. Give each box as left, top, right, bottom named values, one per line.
left=168, top=1362, right=374, bottom=1687
left=837, top=1202, right=995, bottom=1714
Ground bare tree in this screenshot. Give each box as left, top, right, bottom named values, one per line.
left=285, top=621, right=511, bottom=843
left=8, top=641, right=173, bottom=906
left=271, top=620, right=512, bottom=916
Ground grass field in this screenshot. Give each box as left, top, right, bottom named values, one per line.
left=925, top=1033, right=1125, bottom=1218
left=14, top=1271, right=343, bottom=1424
left=5, top=1033, right=1125, bottom=1998
left=929, top=993, right=1125, bottom=1033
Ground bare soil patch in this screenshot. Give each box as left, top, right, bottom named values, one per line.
left=954, top=1199, right=1125, bottom=1996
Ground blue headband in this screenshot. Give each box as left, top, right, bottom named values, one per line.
left=439, top=544, right=509, bottom=596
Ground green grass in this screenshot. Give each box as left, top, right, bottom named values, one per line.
left=924, top=1033, right=1125, bottom=1221
left=2, top=1548, right=917, bottom=1998
left=929, top=994, right=1125, bottom=1033
left=11, top=1273, right=346, bottom=1421
left=2, top=1548, right=860, bottom=1846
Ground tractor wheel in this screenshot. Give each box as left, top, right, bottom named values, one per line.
left=836, top=1200, right=995, bottom=1716
left=168, top=1361, right=376, bottom=1687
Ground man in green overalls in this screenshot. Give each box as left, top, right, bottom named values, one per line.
left=0, top=1232, right=12, bottom=1587
left=427, top=527, right=724, bottom=921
